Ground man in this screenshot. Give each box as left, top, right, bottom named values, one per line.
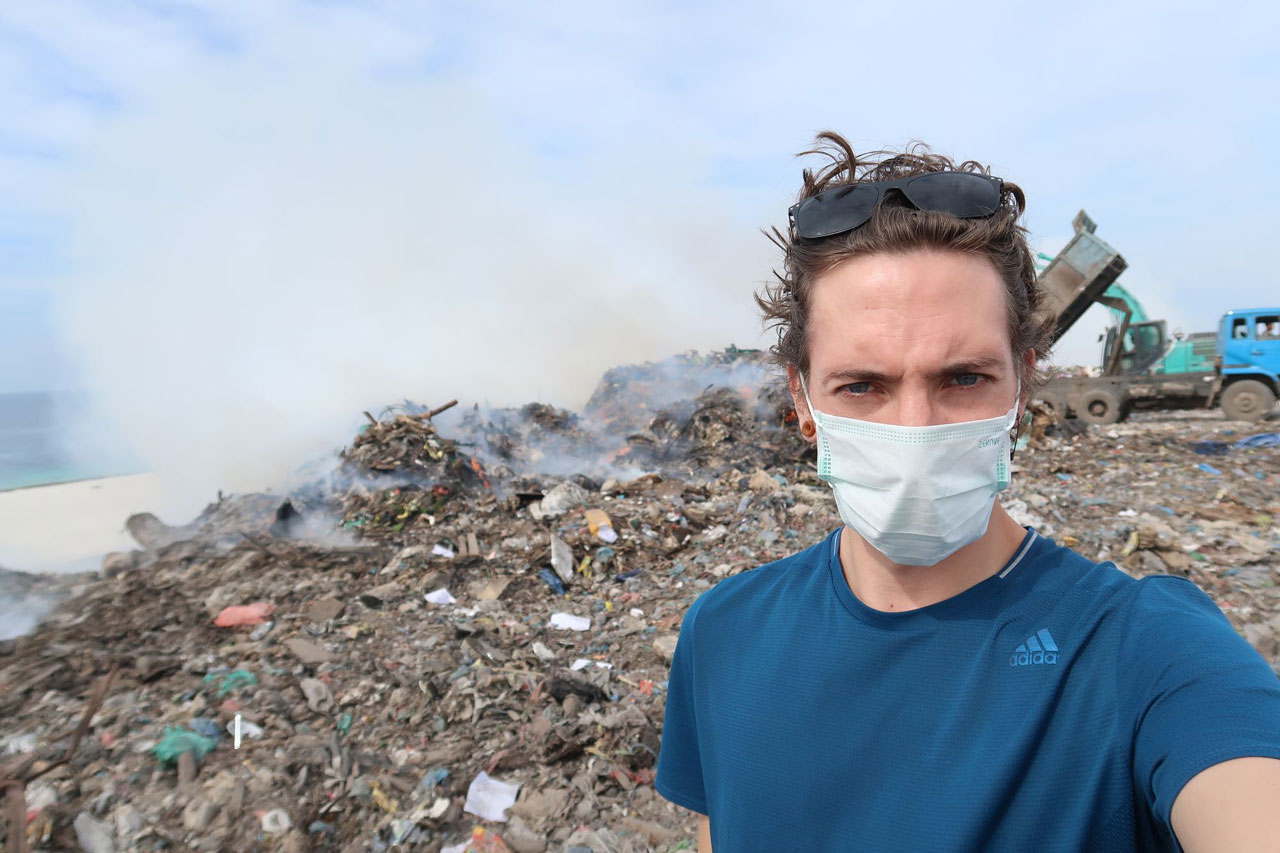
left=654, top=133, right=1280, bottom=851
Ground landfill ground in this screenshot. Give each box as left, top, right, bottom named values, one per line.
left=2, top=349, right=1278, bottom=853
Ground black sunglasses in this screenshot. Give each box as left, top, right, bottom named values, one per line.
left=788, top=172, right=1004, bottom=239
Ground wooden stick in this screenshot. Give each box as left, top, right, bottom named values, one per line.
left=426, top=400, right=458, bottom=419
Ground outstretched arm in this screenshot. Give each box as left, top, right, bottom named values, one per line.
left=1171, top=757, right=1280, bottom=852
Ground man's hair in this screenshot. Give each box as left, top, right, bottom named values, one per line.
left=756, top=131, right=1056, bottom=391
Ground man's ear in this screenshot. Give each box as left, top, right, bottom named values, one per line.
left=786, top=364, right=807, bottom=413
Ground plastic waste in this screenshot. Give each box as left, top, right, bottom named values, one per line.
left=425, top=588, right=457, bottom=604
left=188, top=717, right=222, bottom=741
left=585, top=508, right=618, bottom=543
left=1236, top=433, right=1280, bottom=448
left=418, top=766, right=450, bottom=793
left=213, top=602, right=274, bottom=627
left=538, top=568, right=567, bottom=595
left=261, top=808, right=293, bottom=834
left=463, top=770, right=520, bottom=822
left=153, top=726, right=216, bottom=765
left=203, top=668, right=257, bottom=696
left=73, top=812, right=115, bottom=853
left=571, top=658, right=612, bottom=671
left=550, top=535, right=575, bottom=584
left=443, top=826, right=513, bottom=853
left=549, top=612, right=591, bottom=631
left=226, top=717, right=264, bottom=740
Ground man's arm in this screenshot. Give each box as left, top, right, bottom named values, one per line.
left=697, top=814, right=711, bottom=853
left=1170, top=757, right=1280, bottom=852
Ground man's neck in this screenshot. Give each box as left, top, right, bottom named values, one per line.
left=836, top=504, right=1028, bottom=613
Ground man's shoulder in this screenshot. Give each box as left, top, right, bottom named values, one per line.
left=1117, top=573, right=1236, bottom=646
left=1021, top=532, right=1144, bottom=608
left=685, top=532, right=834, bottom=631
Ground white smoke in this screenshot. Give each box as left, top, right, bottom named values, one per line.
left=47, top=21, right=775, bottom=519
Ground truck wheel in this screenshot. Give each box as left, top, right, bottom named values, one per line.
left=1035, top=391, right=1069, bottom=421
left=1077, top=388, right=1125, bottom=425
left=1221, top=380, right=1277, bottom=422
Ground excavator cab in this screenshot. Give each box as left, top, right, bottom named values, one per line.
left=1103, top=320, right=1167, bottom=374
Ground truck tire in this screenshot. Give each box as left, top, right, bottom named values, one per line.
left=1078, top=388, right=1126, bottom=425
left=1221, top=380, right=1277, bottom=422
left=1035, top=390, right=1069, bottom=421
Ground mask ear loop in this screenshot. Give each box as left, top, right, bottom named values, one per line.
left=1009, top=376, right=1024, bottom=464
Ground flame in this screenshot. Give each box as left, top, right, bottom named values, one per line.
left=469, top=456, right=491, bottom=490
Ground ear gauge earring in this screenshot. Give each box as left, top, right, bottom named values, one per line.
left=801, top=420, right=816, bottom=438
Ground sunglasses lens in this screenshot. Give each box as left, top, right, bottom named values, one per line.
left=794, top=184, right=879, bottom=238
left=904, top=173, right=1001, bottom=218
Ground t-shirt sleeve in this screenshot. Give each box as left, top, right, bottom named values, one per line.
left=654, top=592, right=710, bottom=814
left=1122, top=576, right=1280, bottom=836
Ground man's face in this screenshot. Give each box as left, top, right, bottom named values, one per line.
left=790, top=249, right=1026, bottom=430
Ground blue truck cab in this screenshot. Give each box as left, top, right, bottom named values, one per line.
left=1216, top=308, right=1280, bottom=420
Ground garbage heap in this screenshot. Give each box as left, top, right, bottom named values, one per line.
left=2, top=349, right=1278, bottom=853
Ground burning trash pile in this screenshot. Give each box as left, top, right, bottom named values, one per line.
left=2, top=348, right=1278, bottom=853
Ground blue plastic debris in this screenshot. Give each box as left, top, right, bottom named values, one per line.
left=538, top=568, right=566, bottom=596
left=418, top=766, right=450, bottom=793
left=1189, top=440, right=1231, bottom=455
left=1196, top=463, right=1223, bottom=476
left=1235, top=433, right=1280, bottom=449
left=187, top=717, right=222, bottom=741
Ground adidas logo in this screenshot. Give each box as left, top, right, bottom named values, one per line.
left=1009, top=629, right=1059, bottom=667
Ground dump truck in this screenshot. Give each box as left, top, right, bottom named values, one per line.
left=1035, top=211, right=1279, bottom=423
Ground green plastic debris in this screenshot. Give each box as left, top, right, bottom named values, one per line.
left=337, top=713, right=353, bottom=735
left=153, top=726, right=216, bottom=765
left=203, top=669, right=257, bottom=696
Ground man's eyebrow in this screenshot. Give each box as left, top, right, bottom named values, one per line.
left=823, top=356, right=1007, bottom=385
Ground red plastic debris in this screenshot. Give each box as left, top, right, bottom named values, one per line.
left=213, top=602, right=275, bottom=627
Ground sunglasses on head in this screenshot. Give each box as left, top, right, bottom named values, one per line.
left=788, top=171, right=1004, bottom=240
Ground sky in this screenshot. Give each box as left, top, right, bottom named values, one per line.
left=1, top=0, right=1278, bottom=505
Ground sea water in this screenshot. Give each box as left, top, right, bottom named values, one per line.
left=0, top=391, right=140, bottom=492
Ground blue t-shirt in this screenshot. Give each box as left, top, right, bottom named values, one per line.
left=655, top=526, right=1280, bottom=851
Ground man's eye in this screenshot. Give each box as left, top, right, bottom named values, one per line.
left=841, top=382, right=873, bottom=395
left=953, top=374, right=984, bottom=387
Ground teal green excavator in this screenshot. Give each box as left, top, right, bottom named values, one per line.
left=1034, top=252, right=1217, bottom=375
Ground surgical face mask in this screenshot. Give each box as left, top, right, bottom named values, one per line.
left=800, top=373, right=1021, bottom=567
